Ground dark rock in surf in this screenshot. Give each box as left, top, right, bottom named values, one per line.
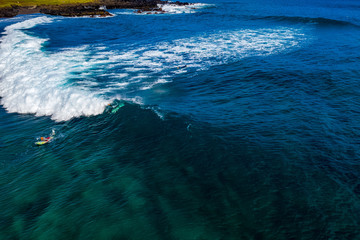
left=0, top=0, right=189, bottom=18
left=39, top=4, right=112, bottom=17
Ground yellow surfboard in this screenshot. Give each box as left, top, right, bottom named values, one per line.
left=35, top=131, right=55, bottom=146
left=35, top=139, right=51, bottom=145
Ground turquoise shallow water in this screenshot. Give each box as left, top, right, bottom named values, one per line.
left=1, top=0, right=360, bottom=239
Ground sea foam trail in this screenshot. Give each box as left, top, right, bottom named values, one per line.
left=0, top=17, right=111, bottom=121
left=103, top=27, right=306, bottom=91
left=152, top=28, right=305, bottom=66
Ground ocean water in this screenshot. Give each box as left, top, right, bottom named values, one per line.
left=1, top=0, right=360, bottom=239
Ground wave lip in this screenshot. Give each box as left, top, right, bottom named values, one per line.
left=0, top=17, right=110, bottom=121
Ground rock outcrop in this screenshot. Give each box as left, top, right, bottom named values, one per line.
left=0, top=0, right=188, bottom=18
left=39, top=4, right=111, bottom=17
left=0, top=5, right=21, bottom=18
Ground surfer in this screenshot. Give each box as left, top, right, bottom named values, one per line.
left=35, top=130, right=55, bottom=146
left=40, top=136, right=51, bottom=141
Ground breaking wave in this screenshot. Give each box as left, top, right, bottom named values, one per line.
left=0, top=16, right=307, bottom=121
left=0, top=17, right=114, bottom=121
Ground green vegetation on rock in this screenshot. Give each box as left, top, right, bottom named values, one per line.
left=0, top=0, right=98, bottom=8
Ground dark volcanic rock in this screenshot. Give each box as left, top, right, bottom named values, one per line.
left=0, top=0, right=189, bottom=18
left=172, top=1, right=190, bottom=6
left=0, top=5, right=20, bottom=18
left=39, top=4, right=112, bottom=17
left=99, top=0, right=161, bottom=10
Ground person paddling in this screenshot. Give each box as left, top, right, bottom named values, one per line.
left=35, top=130, right=55, bottom=146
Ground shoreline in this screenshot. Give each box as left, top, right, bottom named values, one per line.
left=0, top=1, right=189, bottom=18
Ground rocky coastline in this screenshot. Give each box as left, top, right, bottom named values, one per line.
left=0, top=0, right=189, bottom=18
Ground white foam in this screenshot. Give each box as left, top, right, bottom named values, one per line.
left=0, top=17, right=111, bottom=121
left=0, top=17, right=306, bottom=121
left=111, top=27, right=305, bottom=76
left=158, top=3, right=214, bottom=14
left=147, top=106, right=165, bottom=120
left=140, top=78, right=170, bottom=90
left=111, top=2, right=213, bottom=15
left=111, top=82, right=130, bottom=88
left=107, top=73, right=129, bottom=79
left=99, top=27, right=305, bottom=93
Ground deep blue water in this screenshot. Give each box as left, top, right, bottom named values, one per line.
left=1, top=0, right=360, bottom=239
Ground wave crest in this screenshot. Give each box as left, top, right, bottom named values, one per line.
left=0, top=17, right=111, bottom=121
left=255, top=15, right=359, bottom=28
